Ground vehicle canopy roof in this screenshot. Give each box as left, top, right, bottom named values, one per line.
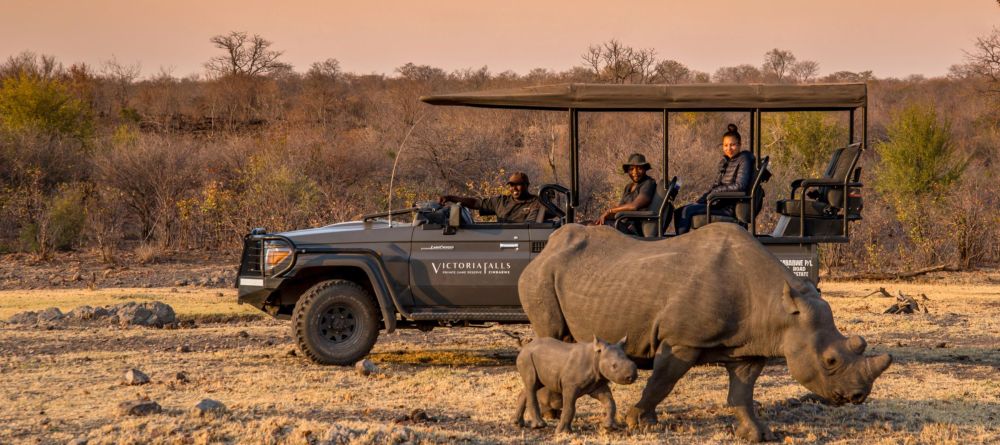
left=420, top=83, right=866, bottom=111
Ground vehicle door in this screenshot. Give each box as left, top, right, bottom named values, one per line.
left=409, top=222, right=531, bottom=307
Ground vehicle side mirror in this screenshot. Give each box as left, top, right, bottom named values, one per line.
left=444, top=202, right=462, bottom=235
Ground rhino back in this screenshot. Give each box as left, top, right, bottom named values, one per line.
left=529, top=223, right=796, bottom=359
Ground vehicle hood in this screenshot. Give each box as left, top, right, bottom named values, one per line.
left=276, top=220, right=411, bottom=246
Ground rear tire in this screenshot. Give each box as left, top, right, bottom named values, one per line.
left=291, top=279, right=380, bottom=365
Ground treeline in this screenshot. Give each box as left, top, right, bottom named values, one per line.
left=1, top=32, right=998, bottom=274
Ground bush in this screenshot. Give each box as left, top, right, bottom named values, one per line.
left=766, top=112, right=847, bottom=177
left=0, top=73, right=93, bottom=141
left=875, top=103, right=968, bottom=267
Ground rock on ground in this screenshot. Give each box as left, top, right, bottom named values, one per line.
left=7, top=301, right=177, bottom=328
left=118, top=400, right=161, bottom=417
left=192, top=398, right=227, bottom=417
left=124, top=368, right=150, bottom=385
left=37, top=307, right=64, bottom=322
left=355, top=359, right=380, bottom=376
left=113, top=301, right=176, bottom=327
left=7, top=311, right=38, bottom=325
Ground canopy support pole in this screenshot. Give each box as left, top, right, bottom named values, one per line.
left=751, top=109, right=761, bottom=236
left=849, top=109, right=855, bottom=144
left=568, top=108, right=580, bottom=223
left=662, top=110, right=669, bottom=184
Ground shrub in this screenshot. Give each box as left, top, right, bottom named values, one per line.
left=0, top=73, right=93, bottom=141
left=766, top=112, right=847, bottom=177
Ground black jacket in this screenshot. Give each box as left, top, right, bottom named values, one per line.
left=698, top=151, right=755, bottom=204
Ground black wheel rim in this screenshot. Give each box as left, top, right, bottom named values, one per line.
left=318, top=304, right=358, bottom=344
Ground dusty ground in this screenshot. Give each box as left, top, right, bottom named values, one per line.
left=1, top=267, right=999, bottom=444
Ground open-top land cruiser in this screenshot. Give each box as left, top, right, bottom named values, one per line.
left=237, top=83, right=869, bottom=365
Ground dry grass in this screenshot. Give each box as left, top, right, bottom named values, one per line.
left=0, top=280, right=998, bottom=444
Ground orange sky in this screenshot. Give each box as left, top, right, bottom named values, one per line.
left=3, top=0, right=997, bottom=79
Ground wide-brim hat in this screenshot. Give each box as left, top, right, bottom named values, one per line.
left=622, top=153, right=652, bottom=173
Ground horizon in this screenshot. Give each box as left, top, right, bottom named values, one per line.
left=3, top=1, right=998, bottom=80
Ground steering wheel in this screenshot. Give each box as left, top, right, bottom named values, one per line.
left=413, top=201, right=474, bottom=226
left=538, top=183, right=570, bottom=224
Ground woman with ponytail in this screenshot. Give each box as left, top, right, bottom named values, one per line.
left=672, top=124, right=755, bottom=235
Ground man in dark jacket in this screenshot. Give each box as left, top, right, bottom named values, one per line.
left=673, top=125, right=755, bottom=234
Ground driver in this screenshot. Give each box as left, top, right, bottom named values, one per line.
left=438, top=172, right=544, bottom=223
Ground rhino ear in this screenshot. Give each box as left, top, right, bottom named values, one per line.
left=782, top=282, right=801, bottom=315
left=617, top=335, right=628, bottom=347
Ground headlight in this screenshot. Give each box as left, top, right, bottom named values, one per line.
left=263, top=240, right=293, bottom=275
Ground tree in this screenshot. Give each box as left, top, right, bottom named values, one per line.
left=964, top=27, right=1000, bottom=92
left=876, top=104, right=965, bottom=200
left=307, top=58, right=341, bottom=80
left=101, top=56, right=141, bottom=110
left=768, top=113, right=846, bottom=177
left=653, top=60, right=691, bottom=84
left=820, top=70, right=874, bottom=83
left=581, top=39, right=657, bottom=84
left=0, top=73, right=92, bottom=141
left=790, top=60, right=820, bottom=83
left=205, top=31, right=291, bottom=77
left=762, top=48, right=796, bottom=83
left=395, top=63, right=447, bottom=83
left=713, top=64, right=762, bottom=83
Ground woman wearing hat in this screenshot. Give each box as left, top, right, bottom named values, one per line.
left=594, top=153, right=657, bottom=232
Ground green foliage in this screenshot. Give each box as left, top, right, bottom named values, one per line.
left=18, top=184, right=87, bottom=253
left=876, top=103, right=965, bottom=200
left=0, top=73, right=93, bottom=141
left=47, top=184, right=87, bottom=250
left=768, top=112, right=847, bottom=177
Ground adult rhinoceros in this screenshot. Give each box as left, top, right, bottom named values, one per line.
left=518, top=223, right=891, bottom=442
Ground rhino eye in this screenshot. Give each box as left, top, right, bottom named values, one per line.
left=825, top=357, right=838, bottom=368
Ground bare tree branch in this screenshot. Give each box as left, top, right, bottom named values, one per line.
left=205, top=31, right=290, bottom=77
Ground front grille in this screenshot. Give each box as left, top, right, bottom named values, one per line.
left=531, top=241, right=547, bottom=253
left=239, top=239, right=263, bottom=276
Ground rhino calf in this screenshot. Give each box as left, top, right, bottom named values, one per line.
left=514, top=336, right=637, bottom=433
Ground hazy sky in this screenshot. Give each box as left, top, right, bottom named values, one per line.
left=3, top=0, right=997, bottom=79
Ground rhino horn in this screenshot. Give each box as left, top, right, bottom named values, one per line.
left=617, top=335, right=628, bottom=346
left=847, top=335, right=867, bottom=354
left=866, top=353, right=893, bottom=380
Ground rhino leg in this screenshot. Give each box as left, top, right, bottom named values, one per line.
left=556, top=386, right=582, bottom=434
left=626, top=344, right=700, bottom=429
left=588, top=383, right=617, bottom=431
left=519, top=366, right=547, bottom=428
left=725, top=359, right=775, bottom=443
left=513, top=390, right=527, bottom=427
left=538, top=387, right=562, bottom=420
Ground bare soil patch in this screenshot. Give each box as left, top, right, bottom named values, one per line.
left=1, top=278, right=998, bottom=444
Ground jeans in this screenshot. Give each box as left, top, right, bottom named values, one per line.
left=673, top=204, right=734, bottom=235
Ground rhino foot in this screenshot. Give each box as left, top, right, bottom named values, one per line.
left=625, top=407, right=658, bottom=430
left=525, top=418, right=547, bottom=429
left=736, top=421, right=775, bottom=443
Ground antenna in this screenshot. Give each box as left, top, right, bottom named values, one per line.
left=387, top=110, right=432, bottom=225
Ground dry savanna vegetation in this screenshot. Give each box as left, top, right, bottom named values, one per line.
left=1, top=32, right=999, bottom=274
left=1, top=271, right=999, bottom=444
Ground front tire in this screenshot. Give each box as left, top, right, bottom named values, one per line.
left=292, top=280, right=380, bottom=365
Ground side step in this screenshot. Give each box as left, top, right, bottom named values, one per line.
left=405, top=307, right=528, bottom=322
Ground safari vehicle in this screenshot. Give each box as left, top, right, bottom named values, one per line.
left=237, top=83, right=869, bottom=365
